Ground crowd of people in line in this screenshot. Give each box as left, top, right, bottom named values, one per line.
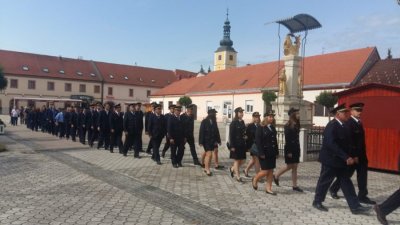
left=15, top=101, right=399, bottom=223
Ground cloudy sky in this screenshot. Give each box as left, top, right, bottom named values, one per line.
left=1, top=0, right=399, bottom=72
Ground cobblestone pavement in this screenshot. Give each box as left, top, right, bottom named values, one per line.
left=0, top=125, right=399, bottom=225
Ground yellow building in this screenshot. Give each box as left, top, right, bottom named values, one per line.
left=213, top=12, right=237, bottom=71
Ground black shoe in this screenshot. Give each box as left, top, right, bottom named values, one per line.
left=161, top=151, right=166, bottom=158
left=243, top=169, right=250, bottom=178
left=134, top=155, right=141, bottom=159
left=204, top=170, right=212, bottom=176
left=265, top=190, right=277, bottom=196
left=350, top=205, right=371, bottom=215
left=273, top=175, right=280, bottom=186
left=193, top=161, right=201, bottom=166
left=359, top=197, right=376, bottom=205
left=110, top=150, right=113, bottom=153
left=293, top=186, right=304, bottom=192
left=235, top=177, right=243, bottom=183
left=139, top=149, right=145, bottom=152
left=173, top=164, right=179, bottom=168
left=156, top=161, right=162, bottom=165
left=251, top=177, right=258, bottom=190
left=374, top=204, right=388, bottom=225
left=215, top=165, right=225, bottom=170
left=146, top=150, right=152, bottom=155
left=229, top=167, right=234, bottom=178
left=312, top=202, right=328, bottom=212
left=123, top=154, right=127, bottom=157
left=330, top=191, right=340, bottom=199
left=200, top=163, right=205, bottom=168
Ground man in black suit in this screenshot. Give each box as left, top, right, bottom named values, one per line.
left=97, top=103, right=111, bottom=150
left=110, top=104, right=124, bottom=153
left=123, top=104, right=140, bottom=158
left=313, top=103, right=371, bottom=215
left=161, top=104, right=175, bottom=158
left=64, top=106, right=72, bottom=140
left=182, top=104, right=200, bottom=165
left=329, top=103, right=375, bottom=204
left=134, top=102, right=144, bottom=153
left=78, top=108, right=87, bottom=144
left=70, top=106, right=78, bottom=142
left=87, top=104, right=97, bottom=147
left=148, top=104, right=166, bottom=165
left=168, top=105, right=185, bottom=168
left=145, top=102, right=157, bottom=154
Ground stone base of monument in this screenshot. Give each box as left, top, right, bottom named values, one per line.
left=271, top=96, right=313, bottom=129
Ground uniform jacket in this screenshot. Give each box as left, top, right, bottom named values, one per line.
left=229, top=119, right=246, bottom=149
left=78, top=112, right=86, bottom=128
left=71, top=112, right=78, bottom=127
left=199, top=118, right=221, bottom=147
left=135, top=110, right=144, bottom=132
left=167, top=114, right=185, bottom=142
left=97, top=110, right=111, bottom=131
left=345, top=117, right=367, bottom=162
left=123, top=111, right=137, bottom=133
left=318, top=119, right=351, bottom=168
left=181, top=113, right=194, bottom=138
left=245, top=123, right=258, bottom=149
left=144, top=111, right=153, bottom=133
left=255, top=125, right=279, bottom=158
left=284, top=124, right=300, bottom=157
left=110, top=111, right=124, bottom=134
left=148, top=113, right=166, bottom=139
left=64, top=111, right=71, bottom=125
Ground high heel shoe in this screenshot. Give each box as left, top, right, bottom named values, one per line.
left=235, top=177, right=243, bottom=183
left=251, top=177, right=258, bottom=190
left=229, top=167, right=234, bottom=178
left=243, top=169, right=250, bottom=178
left=273, top=175, right=280, bottom=186
left=265, top=190, right=277, bottom=196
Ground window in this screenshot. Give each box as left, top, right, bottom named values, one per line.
left=229, top=55, right=233, bottom=61
left=206, top=101, right=213, bottom=112
left=240, top=79, right=248, bottom=86
left=10, top=79, right=18, bottom=88
left=22, top=66, right=29, bottom=71
left=59, top=70, right=65, bottom=74
left=28, top=80, right=36, bottom=90
left=76, top=71, right=83, bottom=76
left=124, top=76, right=128, bottom=80
left=218, top=55, right=222, bottom=60
left=207, top=83, right=214, bottom=88
left=151, top=79, right=155, bottom=83
left=94, top=85, right=100, bottom=94
left=129, top=89, right=134, bottom=97
left=47, top=82, right=55, bottom=91
left=65, top=83, right=72, bottom=92
left=314, top=102, right=328, bottom=116
left=139, top=77, right=143, bottom=82
left=146, top=90, right=151, bottom=97
left=90, top=73, right=96, bottom=77
left=42, top=68, right=49, bottom=73
left=79, top=84, right=86, bottom=93
left=108, top=87, right=113, bottom=96
left=109, top=75, right=114, bottom=79
left=245, top=100, right=254, bottom=113
left=168, top=101, right=173, bottom=107
left=223, top=101, right=232, bottom=116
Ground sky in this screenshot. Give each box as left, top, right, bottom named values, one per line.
left=1, top=0, right=399, bottom=72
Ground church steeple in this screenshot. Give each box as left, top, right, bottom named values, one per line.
left=214, top=9, right=237, bottom=71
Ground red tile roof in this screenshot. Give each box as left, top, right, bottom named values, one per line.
left=0, top=49, right=196, bottom=87
left=0, top=49, right=100, bottom=82
left=153, top=47, right=378, bottom=96
left=358, top=58, right=400, bottom=86
left=151, top=76, right=206, bottom=96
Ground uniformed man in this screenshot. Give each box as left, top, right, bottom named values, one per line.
left=329, top=102, right=375, bottom=204
left=145, top=102, right=157, bottom=154
left=182, top=104, right=200, bottom=165
left=123, top=103, right=140, bottom=158
left=110, top=104, right=124, bottom=153
left=97, top=103, right=111, bottom=150
left=78, top=107, right=87, bottom=144
left=148, top=104, right=167, bottom=165
left=70, top=106, right=78, bottom=142
left=64, top=106, right=72, bottom=140
left=161, top=104, right=176, bottom=158
left=168, top=105, right=185, bottom=168
left=87, top=103, right=96, bottom=147
left=313, top=103, right=371, bottom=215
left=134, top=102, right=144, bottom=153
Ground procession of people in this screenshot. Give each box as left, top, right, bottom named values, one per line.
left=19, top=100, right=399, bottom=223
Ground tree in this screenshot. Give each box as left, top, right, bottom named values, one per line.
left=315, top=91, right=338, bottom=120
left=178, top=96, right=192, bottom=107
left=0, top=66, right=8, bottom=91
left=262, top=90, right=277, bottom=111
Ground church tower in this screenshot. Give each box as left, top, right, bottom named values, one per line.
left=214, top=10, right=237, bottom=71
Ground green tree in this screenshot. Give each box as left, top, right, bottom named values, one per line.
left=262, top=90, right=277, bottom=111
left=315, top=91, right=338, bottom=120
left=178, top=96, right=192, bottom=107
left=0, top=66, right=8, bottom=91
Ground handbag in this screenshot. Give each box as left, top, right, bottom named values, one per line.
left=250, top=143, right=258, bottom=156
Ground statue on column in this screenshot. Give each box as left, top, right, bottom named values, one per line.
left=284, top=34, right=301, bottom=56
left=278, top=68, right=287, bottom=95
left=298, top=71, right=303, bottom=97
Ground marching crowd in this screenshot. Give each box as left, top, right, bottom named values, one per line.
left=18, top=101, right=399, bottom=223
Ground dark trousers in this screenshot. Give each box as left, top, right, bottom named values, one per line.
left=151, top=137, right=163, bottom=162
left=314, top=164, right=360, bottom=209
left=330, top=162, right=369, bottom=198
left=170, top=140, right=184, bottom=165
left=58, top=122, right=65, bottom=138
left=79, top=127, right=87, bottom=144
left=162, top=137, right=171, bottom=153
left=89, top=128, right=98, bottom=146
left=186, top=136, right=199, bottom=162
left=379, top=188, right=400, bottom=216
left=110, top=131, right=123, bottom=153
left=134, top=131, right=143, bottom=151
left=146, top=140, right=153, bottom=152
left=65, top=124, right=71, bottom=139
left=97, top=129, right=110, bottom=149
left=123, top=132, right=139, bottom=156
left=71, top=126, right=77, bottom=141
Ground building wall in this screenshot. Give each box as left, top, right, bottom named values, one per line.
left=103, top=83, right=161, bottom=108
left=213, top=50, right=237, bottom=71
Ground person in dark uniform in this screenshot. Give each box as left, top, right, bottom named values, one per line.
left=252, top=111, right=279, bottom=195
left=145, top=102, right=157, bottom=154
left=97, top=103, right=111, bottom=150
left=167, top=105, right=185, bottom=168
left=86, top=104, right=95, bottom=146
left=109, top=104, right=124, bottom=153
left=123, top=104, right=140, bottom=158
left=199, top=109, right=221, bottom=176
left=148, top=104, right=166, bottom=165
left=78, top=108, right=87, bottom=144
left=89, top=103, right=101, bottom=148
left=182, top=104, right=200, bottom=166
left=329, top=102, right=375, bottom=204
left=228, top=107, right=247, bottom=182
left=161, top=104, right=175, bottom=158
left=313, top=103, right=370, bottom=215
left=273, top=108, right=303, bottom=192
left=64, top=106, right=72, bottom=140
left=134, top=102, right=144, bottom=153
left=54, top=108, right=65, bottom=139
left=70, top=106, right=78, bottom=142
left=244, top=112, right=261, bottom=177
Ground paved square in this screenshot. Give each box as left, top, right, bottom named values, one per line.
left=0, top=125, right=399, bottom=225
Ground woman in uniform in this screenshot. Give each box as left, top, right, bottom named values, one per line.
left=228, top=107, right=247, bottom=182
left=243, top=112, right=261, bottom=177
left=252, top=111, right=279, bottom=195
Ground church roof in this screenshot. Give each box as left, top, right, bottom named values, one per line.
left=152, top=47, right=379, bottom=96
left=357, top=58, right=400, bottom=86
